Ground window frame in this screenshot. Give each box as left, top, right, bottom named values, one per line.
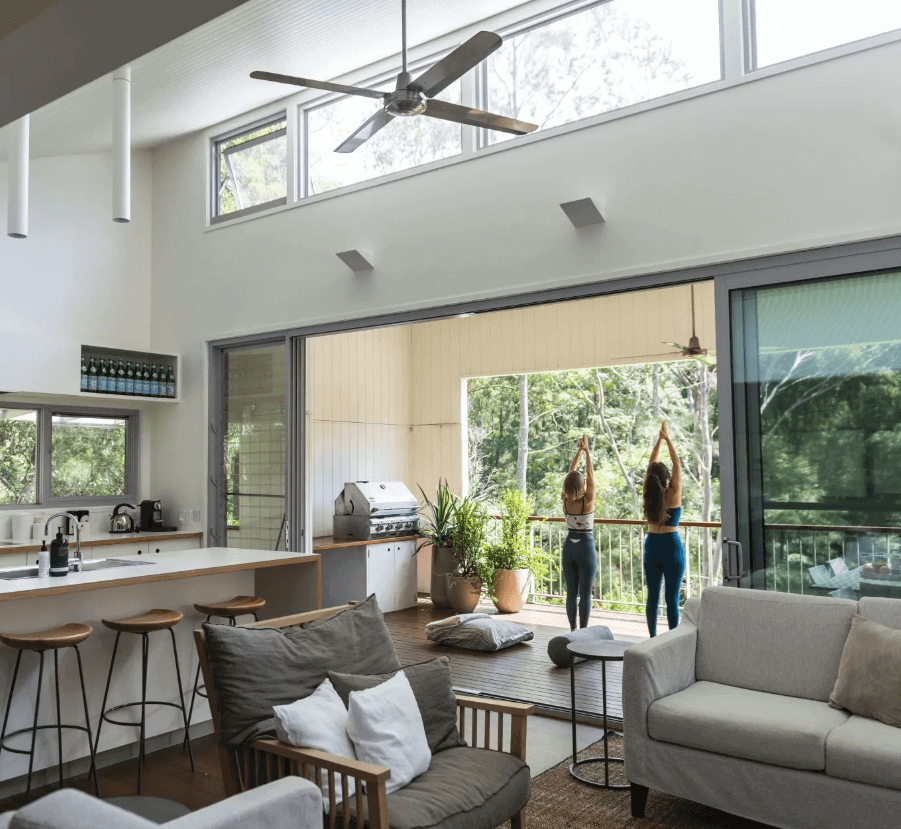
left=205, top=0, right=901, bottom=229
left=0, top=403, right=139, bottom=509
left=210, top=112, right=289, bottom=225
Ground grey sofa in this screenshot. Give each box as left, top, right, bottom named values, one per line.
left=0, top=777, right=322, bottom=829
left=624, top=586, right=901, bottom=829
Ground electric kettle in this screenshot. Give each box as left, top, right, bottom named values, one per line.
left=109, top=503, right=137, bottom=533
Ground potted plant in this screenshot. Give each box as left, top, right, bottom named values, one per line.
left=445, top=494, right=490, bottom=614
left=417, top=481, right=458, bottom=609
left=484, top=488, right=544, bottom=614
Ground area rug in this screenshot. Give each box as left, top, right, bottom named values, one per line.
left=517, top=734, right=771, bottom=828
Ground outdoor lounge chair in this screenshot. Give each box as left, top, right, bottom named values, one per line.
left=194, top=601, right=534, bottom=829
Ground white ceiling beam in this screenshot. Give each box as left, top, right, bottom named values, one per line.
left=0, top=0, right=254, bottom=130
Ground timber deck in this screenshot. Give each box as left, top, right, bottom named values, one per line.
left=384, top=600, right=648, bottom=724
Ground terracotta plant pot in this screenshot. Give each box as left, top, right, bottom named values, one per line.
left=445, top=573, right=482, bottom=614
left=430, top=546, right=457, bottom=609
left=492, top=568, right=531, bottom=614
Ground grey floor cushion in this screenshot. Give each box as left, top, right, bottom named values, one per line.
left=547, top=625, right=613, bottom=667
left=426, top=617, right=533, bottom=652
left=340, top=747, right=530, bottom=829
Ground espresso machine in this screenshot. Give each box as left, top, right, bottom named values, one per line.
left=140, top=500, right=176, bottom=532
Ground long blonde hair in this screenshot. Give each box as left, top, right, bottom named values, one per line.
left=563, top=470, right=585, bottom=501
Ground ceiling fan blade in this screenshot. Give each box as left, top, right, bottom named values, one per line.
left=423, top=99, right=537, bottom=135
left=250, top=71, right=385, bottom=100
left=335, top=108, right=395, bottom=153
left=409, top=31, right=502, bottom=97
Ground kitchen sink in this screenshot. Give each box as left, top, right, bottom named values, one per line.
left=0, top=558, right=154, bottom=580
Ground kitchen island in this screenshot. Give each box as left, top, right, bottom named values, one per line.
left=0, top=547, right=321, bottom=791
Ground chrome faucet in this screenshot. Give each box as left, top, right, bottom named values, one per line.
left=44, top=513, right=83, bottom=572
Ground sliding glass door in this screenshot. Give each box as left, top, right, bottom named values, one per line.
left=718, top=260, right=901, bottom=599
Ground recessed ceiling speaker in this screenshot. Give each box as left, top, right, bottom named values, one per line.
left=336, top=250, right=374, bottom=273
left=7, top=115, right=29, bottom=239
left=560, top=197, right=605, bottom=228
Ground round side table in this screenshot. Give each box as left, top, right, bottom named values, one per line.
left=567, top=638, right=632, bottom=788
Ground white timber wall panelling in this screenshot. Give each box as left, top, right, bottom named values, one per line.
left=308, top=326, right=413, bottom=537
left=148, top=43, right=901, bottom=560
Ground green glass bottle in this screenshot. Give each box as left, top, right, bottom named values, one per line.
left=80, top=355, right=88, bottom=391
left=150, top=364, right=160, bottom=397
left=98, top=359, right=109, bottom=393
left=116, top=360, right=126, bottom=394
left=125, top=361, right=135, bottom=395
left=87, top=356, right=98, bottom=392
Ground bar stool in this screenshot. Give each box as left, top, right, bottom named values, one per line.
left=0, top=623, right=99, bottom=797
left=186, top=596, right=265, bottom=739
left=93, top=610, right=194, bottom=792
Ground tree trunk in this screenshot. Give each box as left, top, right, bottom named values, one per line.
left=652, top=364, right=660, bottom=419
left=516, top=374, right=528, bottom=494
left=594, top=369, right=641, bottom=517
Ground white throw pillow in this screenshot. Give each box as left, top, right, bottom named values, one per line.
left=272, top=678, right=356, bottom=810
left=345, top=671, right=431, bottom=794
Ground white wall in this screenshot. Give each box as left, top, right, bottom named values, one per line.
left=147, top=42, right=901, bottom=537
left=0, top=150, right=159, bottom=521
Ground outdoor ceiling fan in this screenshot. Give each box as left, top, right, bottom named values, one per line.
left=249, top=0, right=538, bottom=153
left=664, top=285, right=708, bottom=358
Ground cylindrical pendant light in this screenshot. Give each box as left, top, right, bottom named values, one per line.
left=7, top=114, right=29, bottom=239
left=112, top=66, right=131, bottom=223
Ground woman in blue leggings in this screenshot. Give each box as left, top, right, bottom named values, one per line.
left=562, top=435, right=598, bottom=630
left=643, top=421, right=686, bottom=637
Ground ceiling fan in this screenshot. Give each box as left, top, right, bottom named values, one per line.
left=249, top=0, right=539, bottom=153
left=664, top=284, right=708, bottom=357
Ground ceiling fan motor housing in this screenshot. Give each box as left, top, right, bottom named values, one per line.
left=386, top=88, right=427, bottom=116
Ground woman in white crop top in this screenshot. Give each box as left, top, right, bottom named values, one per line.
left=561, top=435, right=598, bottom=630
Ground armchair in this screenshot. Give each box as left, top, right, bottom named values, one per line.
left=194, top=603, right=533, bottom=829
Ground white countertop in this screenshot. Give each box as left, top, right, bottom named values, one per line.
left=0, top=547, right=320, bottom=602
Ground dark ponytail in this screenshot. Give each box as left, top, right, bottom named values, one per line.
left=643, top=461, right=671, bottom=525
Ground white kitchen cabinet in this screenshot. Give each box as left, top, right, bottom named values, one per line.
left=145, top=537, right=202, bottom=555
left=0, top=331, right=80, bottom=395
left=319, top=538, right=418, bottom=612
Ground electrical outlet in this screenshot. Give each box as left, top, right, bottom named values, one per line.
left=178, top=510, right=186, bottom=523
left=191, top=510, right=201, bottom=523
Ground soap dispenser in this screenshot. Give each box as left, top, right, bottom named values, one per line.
left=49, top=531, right=69, bottom=577
left=38, top=541, right=50, bottom=577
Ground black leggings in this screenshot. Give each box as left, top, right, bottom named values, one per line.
left=562, top=532, right=598, bottom=629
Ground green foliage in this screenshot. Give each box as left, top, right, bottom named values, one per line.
left=0, top=414, right=37, bottom=504
left=50, top=420, right=126, bottom=497
left=486, top=488, right=534, bottom=571
left=218, top=121, right=287, bottom=215
left=449, top=494, right=491, bottom=585
left=416, top=480, right=457, bottom=551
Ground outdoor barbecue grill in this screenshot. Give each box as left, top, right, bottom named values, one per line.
left=333, top=481, right=419, bottom=541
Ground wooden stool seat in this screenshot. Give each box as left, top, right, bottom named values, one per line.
left=0, top=623, right=93, bottom=652
left=102, top=609, right=183, bottom=634
left=193, top=595, right=266, bottom=617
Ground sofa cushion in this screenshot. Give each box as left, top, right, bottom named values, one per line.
left=829, top=615, right=901, bottom=727
left=696, top=586, right=857, bottom=701
left=341, top=747, right=529, bottom=829
left=329, top=657, right=464, bottom=753
left=203, top=594, right=401, bottom=749
left=648, top=680, right=849, bottom=770
left=826, top=714, right=901, bottom=791
left=859, top=597, right=901, bottom=631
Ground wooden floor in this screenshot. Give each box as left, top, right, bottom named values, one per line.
left=384, top=600, right=648, bottom=722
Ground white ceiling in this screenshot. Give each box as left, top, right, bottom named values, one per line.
left=0, top=0, right=539, bottom=161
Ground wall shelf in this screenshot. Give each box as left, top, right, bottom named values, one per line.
left=80, top=345, right=181, bottom=402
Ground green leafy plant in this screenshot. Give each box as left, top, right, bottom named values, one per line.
left=450, top=493, right=491, bottom=584
left=484, top=489, right=549, bottom=596
left=416, top=480, right=457, bottom=552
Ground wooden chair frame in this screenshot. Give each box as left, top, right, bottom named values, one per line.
left=194, top=605, right=534, bottom=829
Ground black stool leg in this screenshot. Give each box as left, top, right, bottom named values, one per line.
left=184, top=614, right=212, bottom=748
left=168, top=628, right=194, bottom=771
left=73, top=645, right=100, bottom=797
left=25, top=651, right=45, bottom=796
left=0, top=650, right=23, bottom=766
left=92, top=631, right=121, bottom=778
left=137, top=633, right=148, bottom=793
left=53, top=650, right=63, bottom=789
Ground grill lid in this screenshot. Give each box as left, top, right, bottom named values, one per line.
left=334, top=481, right=418, bottom=517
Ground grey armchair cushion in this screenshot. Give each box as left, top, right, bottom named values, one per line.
left=695, top=586, right=857, bottom=702
left=9, top=790, right=155, bottom=829
left=341, top=747, right=529, bottom=829
left=826, top=714, right=901, bottom=791
left=204, top=594, right=401, bottom=748
left=648, top=680, right=849, bottom=771
left=328, top=657, right=465, bottom=753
